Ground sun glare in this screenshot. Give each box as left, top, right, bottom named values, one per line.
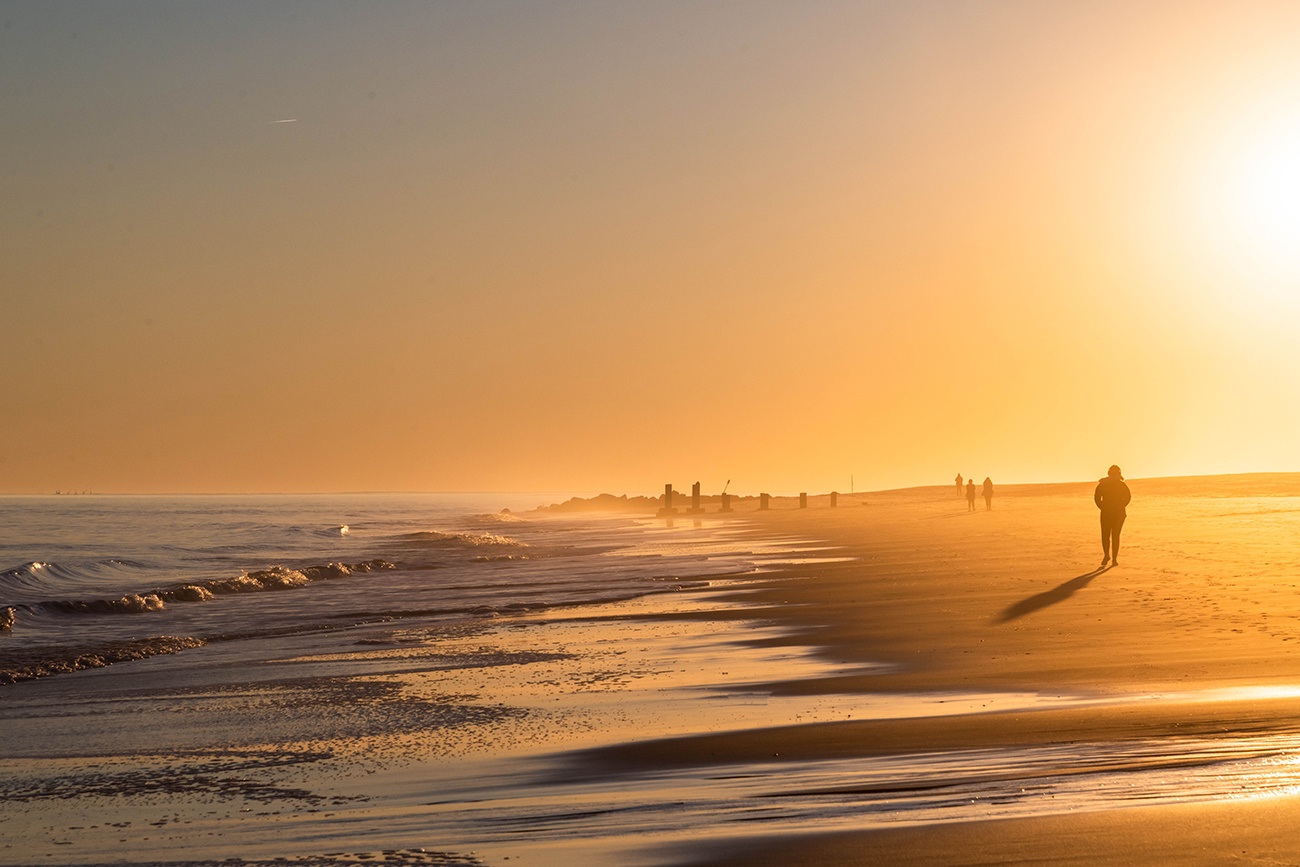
left=1200, top=110, right=1300, bottom=301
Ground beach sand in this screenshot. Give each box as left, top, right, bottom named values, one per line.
left=631, top=477, right=1300, bottom=864
left=8, top=474, right=1300, bottom=865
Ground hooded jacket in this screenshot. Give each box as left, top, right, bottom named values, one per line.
left=1094, top=475, right=1131, bottom=517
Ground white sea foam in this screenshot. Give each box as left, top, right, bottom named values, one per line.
left=0, top=495, right=757, bottom=686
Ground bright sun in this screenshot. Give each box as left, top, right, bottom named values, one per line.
left=1202, top=111, right=1300, bottom=296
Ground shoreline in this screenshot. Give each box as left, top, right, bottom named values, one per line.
left=588, top=479, right=1300, bottom=864
left=7, top=477, right=1300, bottom=864
left=0, top=514, right=859, bottom=866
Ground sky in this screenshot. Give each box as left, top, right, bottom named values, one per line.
left=5, top=0, right=1300, bottom=495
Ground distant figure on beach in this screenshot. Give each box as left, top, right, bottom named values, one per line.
left=955, top=473, right=963, bottom=494
left=1095, top=464, right=1132, bottom=566
left=982, top=477, right=993, bottom=510
left=965, top=479, right=977, bottom=511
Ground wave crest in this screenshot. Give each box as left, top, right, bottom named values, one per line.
left=42, top=592, right=166, bottom=616
left=1, top=559, right=156, bottom=599
left=0, top=635, right=206, bottom=685
left=478, top=510, right=523, bottom=523
left=402, top=530, right=528, bottom=548
left=0, top=561, right=54, bottom=592
left=207, top=567, right=311, bottom=595
left=18, top=559, right=397, bottom=625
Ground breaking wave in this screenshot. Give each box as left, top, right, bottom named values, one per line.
left=8, top=560, right=395, bottom=626
left=0, top=562, right=51, bottom=597
left=0, top=635, right=206, bottom=685
left=289, top=523, right=352, bottom=539
left=400, top=530, right=528, bottom=548
left=1, top=559, right=150, bottom=596
left=478, top=510, right=524, bottom=523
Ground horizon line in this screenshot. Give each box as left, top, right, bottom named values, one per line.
left=7, top=469, right=1300, bottom=498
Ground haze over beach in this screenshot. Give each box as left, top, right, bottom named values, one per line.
left=6, top=0, right=1300, bottom=495
left=10, top=2, right=1300, bottom=867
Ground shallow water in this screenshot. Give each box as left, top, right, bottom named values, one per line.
left=0, top=495, right=810, bottom=685
left=0, top=501, right=847, bottom=866
left=11, top=569, right=1300, bottom=867
left=9, top=498, right=1300, bottom=867
left=443, top=727, right=1300, bottom=866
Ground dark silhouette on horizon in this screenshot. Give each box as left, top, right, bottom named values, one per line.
left=965, top=479, right=977, bottom=511
left=1095, top=464, right=1131, bottom=566
left=956, top=473, right=963, bottom=494
left=982, top=477, right=993, bottom=510
left=997, top=567, right=1108, bottom=622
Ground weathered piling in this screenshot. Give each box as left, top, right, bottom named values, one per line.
left=658, top=483, right=678, bottom=516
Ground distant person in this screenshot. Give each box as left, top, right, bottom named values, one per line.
left=982, top=477, right=994, bottom=510
left=1095, top=464, right=1132, bottom=566
left=956, top=473, right=964, bottom=494
left=965, top=479, right=977, bottom=511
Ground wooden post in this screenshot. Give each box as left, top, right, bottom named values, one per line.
left=799, top=492, right=808, bottom=509
left=830, top=491, right=838, bottom=507
left=658, top=483, right=677, bottom=516
left=760, top=493, right=770, bottom=511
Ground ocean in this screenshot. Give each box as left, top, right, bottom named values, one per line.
left=0, top=494, right=762, bottom=688
left=1, top=493, right=849, bottom=865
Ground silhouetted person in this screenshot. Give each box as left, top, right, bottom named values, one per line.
left=1095, top=464, right=1131, bottom=566
left=982, top=477, right=993, bottom=510
left=965, top=479, right=977, bottom=511
left=956, top=473, right=963, bottom=494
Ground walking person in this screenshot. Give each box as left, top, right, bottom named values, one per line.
left=982, top=477, right=994, bottom=511
left=965, top=478, right=977, bottom=511
left=1095, top=464, right=1131, bottom=566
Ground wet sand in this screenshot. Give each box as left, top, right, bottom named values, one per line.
left=638, top=476, right=1300, bottom=865
left=8, top=474, right=1300, bottom=865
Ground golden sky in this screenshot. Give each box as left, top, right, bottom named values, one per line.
left=5, top=1, right=1300, bottom=494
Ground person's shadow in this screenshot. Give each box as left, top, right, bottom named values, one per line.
left=995, top=566, right=1109, bottom=623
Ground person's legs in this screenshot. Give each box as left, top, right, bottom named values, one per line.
left=1100, top=514, right=1111, bottom=564
left=1110, top=514, right=1126, bottom=564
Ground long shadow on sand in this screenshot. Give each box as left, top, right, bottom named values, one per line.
left=996, top=566, right=1109, bottom=623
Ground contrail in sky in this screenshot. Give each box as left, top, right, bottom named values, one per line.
left=270, top=118, right=298, bottom=124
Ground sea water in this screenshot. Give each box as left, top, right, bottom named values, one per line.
left=0, top=494, right=766, bottom=686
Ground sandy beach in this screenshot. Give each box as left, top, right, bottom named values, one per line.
left=8, top=475, right=1300, bottom=865
left=16, top=3, right=1300, bottom=863
left=634, top=476, right=1300, bottom=864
